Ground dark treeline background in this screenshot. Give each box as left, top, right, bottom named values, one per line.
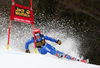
left=0, top=0, right=100, bottom=65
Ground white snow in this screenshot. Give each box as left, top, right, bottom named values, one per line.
left=0, top=51, right=100, bottom=68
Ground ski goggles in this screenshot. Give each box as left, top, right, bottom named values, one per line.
left=35, top=33, right=40, bottom=36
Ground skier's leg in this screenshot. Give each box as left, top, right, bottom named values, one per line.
left=38, top=45, right=63, bottom=58
left=46, top=43, right=56, bottom=50
left=40, top=44, right=56, bottom=55
left=52, top=49, right=78, bottom=60
left=40, top=44, right=76, bottom=59
left=46, top=44, right=65, bottom=58
left=56, top=50, right=64, bottom=55
left=39, top=45, right=88, bottom=63
left=38, top=47, right=48, bottom=55
left=46, top=44, right=63, bottom=53
left=64, top=54, right=77, bottom=60
left=52, top=49, right=64, bottom=57
left=38, top=43, right=56, bottom=55
left=41, top=44, right=62, bottom=58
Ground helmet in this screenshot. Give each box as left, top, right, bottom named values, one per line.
left=33, top=29, right=41, bottom=34
left=33, top=29, right=41, bottom=36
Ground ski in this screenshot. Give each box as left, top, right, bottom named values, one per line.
left=80, top=59, right=89, bottom=63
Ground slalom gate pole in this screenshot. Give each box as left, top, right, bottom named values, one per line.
left=30, top=0, right=33, bottom=7
left=7, top=20, right=12, bottom=50
left=30, top=0, right=37, bottom=54
left=7, top=0, right=14, bottom=50
left=33, top=25, right=37, bottom=54
left=12, top=0, right=14, bottom=2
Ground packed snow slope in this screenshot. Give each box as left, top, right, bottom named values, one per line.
left=0, top=51, right=100, bottom=68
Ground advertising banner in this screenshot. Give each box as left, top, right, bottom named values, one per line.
left=10, top=3, right=33, bottom=24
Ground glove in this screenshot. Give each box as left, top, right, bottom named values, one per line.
left=25, top=49, right=31, bottom=53
left=56, top=40, right=61, bottom=45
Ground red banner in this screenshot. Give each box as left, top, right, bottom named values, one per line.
left=10, top=3, right=33, bottom=24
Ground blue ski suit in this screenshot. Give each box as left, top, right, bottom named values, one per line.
left=25, top=34, right=63, bottom=55
left=25, top=34, right=76, bottom=60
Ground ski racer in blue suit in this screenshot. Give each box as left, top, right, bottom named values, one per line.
left=25, top=29, right=87, bottom=63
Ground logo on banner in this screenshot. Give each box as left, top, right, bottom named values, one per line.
left=15, top=6, right=30, bottom=18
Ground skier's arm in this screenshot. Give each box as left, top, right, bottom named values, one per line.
left=43, top=35, right=61, bottom=45
left=43, top=34, right=57, bottom=42
left=25, top=37, right=34, bottom=50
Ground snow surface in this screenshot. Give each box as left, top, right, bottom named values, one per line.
left=0, top=51, right=100, bottom=68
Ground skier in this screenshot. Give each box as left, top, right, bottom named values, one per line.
left=25, top=29, right=87, bottom=63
